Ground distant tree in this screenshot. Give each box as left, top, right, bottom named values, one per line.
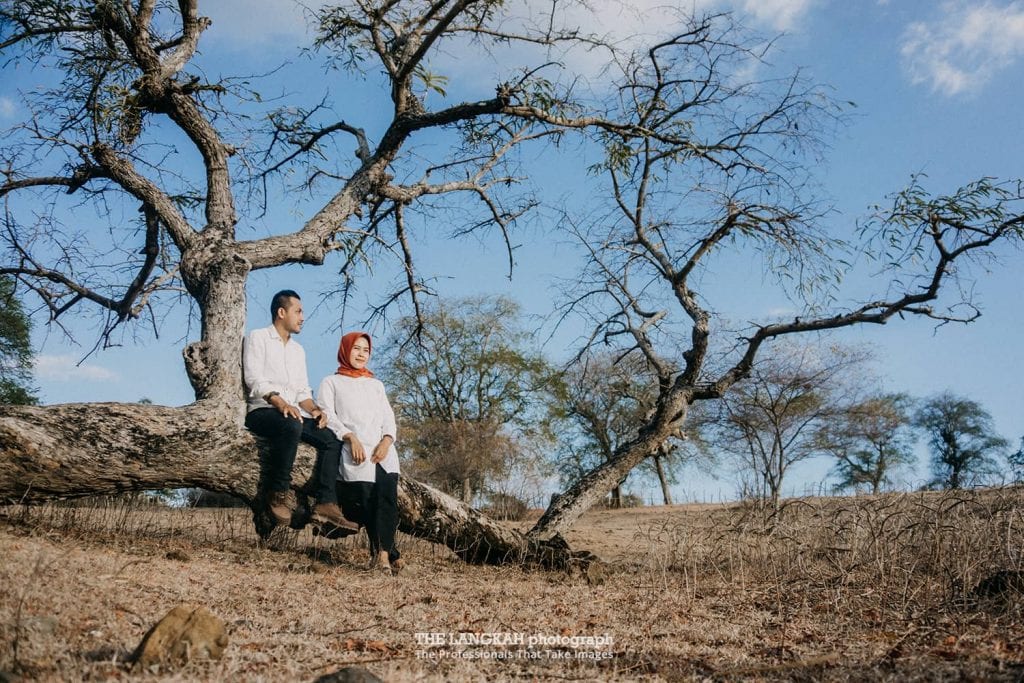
left=640, top=443, right=685, bottom=506
left=553, top=351, right=697, bottom=507
left=483, top=491, right=530, bottom=521
left=712, top=342, right=866, bottom=508
left=553, top=352, right=648, bottom=508
left=818, top=393, right=917, bottom=494
left=914, top=393, right=1008, bottom=489
left=380, top=296, right=552, bottom=503
left=400, top=416, right=511, bottom=503
left=1009, top=438, right=1024, bottom=484
left=0, top=275, right=39, bottom=405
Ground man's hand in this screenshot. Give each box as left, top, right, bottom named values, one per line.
left=346, top=433, right=367, bottom=464
left=270, top=395, right=301, bottom=420
left=299, top=400, right=328, bottom=428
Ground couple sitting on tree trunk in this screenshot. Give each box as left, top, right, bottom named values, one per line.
left=242, top=289, right=403, bottom=575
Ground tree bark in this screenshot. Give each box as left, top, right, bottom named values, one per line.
left=0, top=402, right=592, bottom=569
left=0, top=402, right=250, bottom=500
left=179, top=248, right=251, bottom=404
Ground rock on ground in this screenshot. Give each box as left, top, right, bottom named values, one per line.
left=130, top=604, right=228, bottom=671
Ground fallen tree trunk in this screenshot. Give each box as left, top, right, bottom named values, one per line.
left=396, top=477, right=597, bottom=569
left=0, top=402, right=255, bottom=500
left=0, top=401, right=594, bottom=569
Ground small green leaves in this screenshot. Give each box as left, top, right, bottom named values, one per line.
left=413, top=64, right=449, bottom=98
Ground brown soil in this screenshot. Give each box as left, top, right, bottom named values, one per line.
left=1, top=491, right=1022, bottom=681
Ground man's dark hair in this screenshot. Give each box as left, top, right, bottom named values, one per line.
left=270, top=289, right=300, bottom=320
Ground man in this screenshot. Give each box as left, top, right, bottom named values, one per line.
left=243, top=289, right=358, bottom=535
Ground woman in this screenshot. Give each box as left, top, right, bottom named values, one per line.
left=318, top=332, right=403, bottom=575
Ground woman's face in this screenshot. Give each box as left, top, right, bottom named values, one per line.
left=348, top=337, right=371, bottom=369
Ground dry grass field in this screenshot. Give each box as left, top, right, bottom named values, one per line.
left=2, top=488, right=1023, bottom=681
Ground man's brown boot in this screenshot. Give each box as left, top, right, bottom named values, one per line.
left=267, top=490, right=294, bottom=526
left=311, top=502, right=359, bottom=536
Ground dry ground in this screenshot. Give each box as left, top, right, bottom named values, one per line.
left=1, top=489, right=1023, bottom=682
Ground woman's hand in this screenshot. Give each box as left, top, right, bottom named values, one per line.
left=371, top=436, right=393, bottom=464
left=345, top=433, right=367, bottom=464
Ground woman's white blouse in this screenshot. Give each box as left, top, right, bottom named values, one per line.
left=317, top=374, right=400, bottom=482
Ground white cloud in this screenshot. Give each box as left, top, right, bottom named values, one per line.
left=559, top=0, right=816, bottom=38
left=201, top=0, right=329, bottom=47
left=0, top=96, right=16, bottom=118
left=547, top=0, right=817, bottom=57
left=34, top=354, right=118, bottom=382
left=900, top=1, right=1024, bottom=96
left=550, top=0, right=716, bottom=76
left=197, top=0, right=818, bottom=51
left=739, top=0, right=817, bottom=31
left=425, top=0, right=818, bottom=92
left=198, top=0, right=817, bottom=69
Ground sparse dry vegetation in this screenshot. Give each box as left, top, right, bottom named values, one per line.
left=2, top=488, right=1023, bottom=681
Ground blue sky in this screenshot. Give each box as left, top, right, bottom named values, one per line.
left=8, top=0, right=1023, bottom=501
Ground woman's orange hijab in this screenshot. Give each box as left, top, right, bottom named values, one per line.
left=336, top=331, right=375, bottom=378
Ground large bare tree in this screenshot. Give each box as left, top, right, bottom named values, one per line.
left=0, top=0, right=647, bottom=566
left=527, top=34, right=1023, bottom=538
left=1, top=3, right=1021, bottom=564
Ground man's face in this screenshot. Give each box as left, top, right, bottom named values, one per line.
left=277, top=297, right=304, bottom=335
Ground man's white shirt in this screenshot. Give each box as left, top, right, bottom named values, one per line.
left=242, top=325, right=313, bottom=413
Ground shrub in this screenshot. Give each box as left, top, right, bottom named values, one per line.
left=186, top=488, right=247, bottom=508
left=485, top=492, right=529, bottom=521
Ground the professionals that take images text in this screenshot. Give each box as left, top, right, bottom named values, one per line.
left=413, top=632, right=615, bottom=661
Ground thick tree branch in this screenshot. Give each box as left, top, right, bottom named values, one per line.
left=91, top=144, right=196, bottom=251
left=160, top=0, right=209, bottom=79
left=394, top=0, right=475, bottom=86
left=89, top=2, right=230, bottom=236
left=261, top=117, right=371, bottom=179
left=696, top=206, right=1022, bottom=401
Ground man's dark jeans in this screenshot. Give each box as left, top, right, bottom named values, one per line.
left=245, top=407, right=340, bottom=504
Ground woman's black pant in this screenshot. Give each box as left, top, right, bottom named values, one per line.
left=337, top=464, right=400, bottom=562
